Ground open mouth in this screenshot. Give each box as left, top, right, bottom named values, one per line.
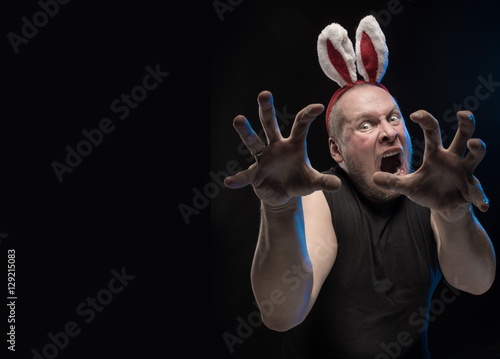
left=380, top=150, right=404, bottom=175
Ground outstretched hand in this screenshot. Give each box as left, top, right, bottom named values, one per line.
left=224, top=91, right=340, bottom=207
left=373, top=110, right=489, bottom=221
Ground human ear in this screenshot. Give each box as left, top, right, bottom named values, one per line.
left=329, top=137, right=344, bottom=163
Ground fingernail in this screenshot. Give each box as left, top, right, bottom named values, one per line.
left=468, top=113, right=475, bottom=121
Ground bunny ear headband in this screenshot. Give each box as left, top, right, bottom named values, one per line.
left=317, top=15, right=390, bottom=130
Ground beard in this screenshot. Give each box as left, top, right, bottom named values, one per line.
left=342, top=146, right=413, bottom=204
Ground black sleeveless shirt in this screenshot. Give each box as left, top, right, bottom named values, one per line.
left=281, top=165, right=442, bottom=359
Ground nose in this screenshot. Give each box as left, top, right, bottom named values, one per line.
left=378, top=120, right=398, bottom=143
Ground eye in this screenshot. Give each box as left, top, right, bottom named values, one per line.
left=360, top=122, right=374, bottom=131
left=388, top=114, right=401, bottom=124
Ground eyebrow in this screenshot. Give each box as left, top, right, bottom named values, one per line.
left=352, top=105, right=401, bottom=123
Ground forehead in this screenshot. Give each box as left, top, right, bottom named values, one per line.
left=337, top=85, right=398, bottom=120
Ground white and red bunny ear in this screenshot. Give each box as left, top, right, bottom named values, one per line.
left=318, top=15, right=391, bottom=129
left=355, top=15, right=389, bottom=83
left=317, top=23, right=357, bottom=87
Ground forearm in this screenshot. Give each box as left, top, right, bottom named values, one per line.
left=251, top=197, right=313, bottom=331
left=432, top=208, right=496, bottom=295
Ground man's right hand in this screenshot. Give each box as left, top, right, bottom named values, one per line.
left=224, top=90, right=341, bottom=207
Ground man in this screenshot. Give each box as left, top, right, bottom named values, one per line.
left=223, top=15, right=496, bottom=359
left=223, top=84, right=496, bottom=358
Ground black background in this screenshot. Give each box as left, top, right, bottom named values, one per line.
left=3, top=1, right=208, bottom=358
left=212, top=0, right=500, bottom=358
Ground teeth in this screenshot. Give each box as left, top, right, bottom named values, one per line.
left=383, top=150, right=400, bottom=158
left=394, top=166, right=405, bottom=175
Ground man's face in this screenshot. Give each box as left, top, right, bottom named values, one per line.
left=330, top=85, right=412, bottom=203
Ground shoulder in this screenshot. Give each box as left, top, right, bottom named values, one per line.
left=321, top=165, right=353, bottom=207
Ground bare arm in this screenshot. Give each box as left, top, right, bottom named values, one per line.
left=251, top=191, right=337, bottom=331
left=225, top=91, right=339, bottom=331
left=373, top=110, right=496, bottom=294
left=431, top=208, right=495, bottom=294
